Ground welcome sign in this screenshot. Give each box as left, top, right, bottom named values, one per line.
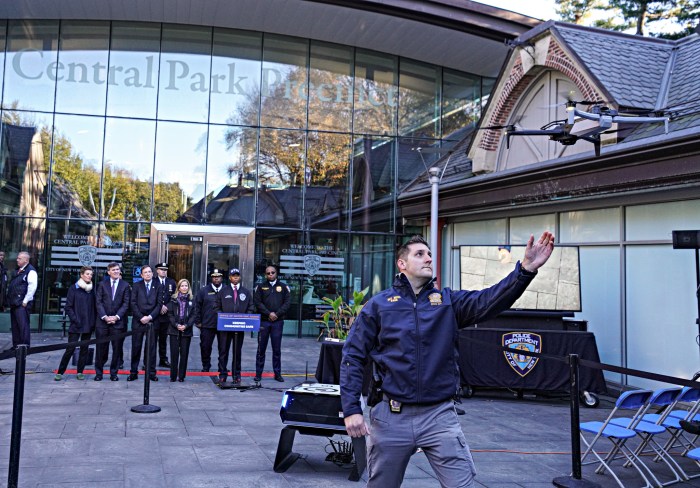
left=217, top=313, right=261, bottom=332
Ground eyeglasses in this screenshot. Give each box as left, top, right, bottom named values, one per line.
left=266, top=271, right=276, bottom=275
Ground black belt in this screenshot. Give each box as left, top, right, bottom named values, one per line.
left=381, top=394, right=449, bottom=412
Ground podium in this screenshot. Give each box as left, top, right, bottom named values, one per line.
left=274, top=383, right=366, bottom=481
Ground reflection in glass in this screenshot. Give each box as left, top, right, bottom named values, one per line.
left=257, top=128, right=304, bottom=228
left=306, top=132, right=351, bottom=230
left=211, top=29, right=262, bottom=126
left=55, top=21, right=110, bottom=115
left=260, top=35, right=308, bottom=129
left=396, top=138, right=440, bottom=192
left=106, top=22, right=160, bottom=119
left=202, top=125, right=257, bottom=226
left=309, top=42, right=353, bottom=132
left=0, top=217, right=46, bottom=309
left=301, top=232, right=348, bottom=303
left=349, top=233, right=395, bottom=296
left=49, top=114, right=105, bottom=218
left=102, top=118, right=156, bottom=221
left=482, top=77, right=496, bottom=110
left=351, top=136, right=395, bottom=232
left=158, top=25, right=212, bottom=123
left=3, top=20, right=59, bottom=112
left=153, top=121, right=207, bottom=223
left=442, top=69, right=481, bottom=140
left=354, top=50, right=397, bottom=136
left=0, top=111, right=51, bottom=217
left=0, top=23, right=6, bottom=107
left=399, top=60, right=440, bottom=138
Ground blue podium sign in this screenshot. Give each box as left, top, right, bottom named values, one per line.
left=217, top=313, right=261, bottom=332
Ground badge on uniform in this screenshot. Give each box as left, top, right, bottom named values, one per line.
left=240, top=293, right=246, bottom=301
left=389, top=399, right=402, bottom=413
left=276, top=286, right=282, bottom=292
left=428, top=292, right=442, bottom=306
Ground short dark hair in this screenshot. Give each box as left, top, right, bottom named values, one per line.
left=397, top=235, right=429, bottom=261
left=265, top=264, right=278, bottom=274
left=141, top=264, right=153, bottom=274
left=107, top=262, right=120, bottom=271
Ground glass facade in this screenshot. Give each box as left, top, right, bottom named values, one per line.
left=0, top=19, right=493, bottom=329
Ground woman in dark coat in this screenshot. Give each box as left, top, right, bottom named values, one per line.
left=55, top=266, right=97, bottom=380
left=168, top=279, right=196, bottom=382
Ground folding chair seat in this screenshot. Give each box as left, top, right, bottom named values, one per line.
left=609, top=387, right=684, bottom=487
left=580, top=389, right=654, bottom=488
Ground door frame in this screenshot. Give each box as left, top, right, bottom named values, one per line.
left=148, top=223, right=256, bottom=291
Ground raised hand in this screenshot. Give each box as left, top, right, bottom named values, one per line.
left=521, top=231, right=555, bottom=272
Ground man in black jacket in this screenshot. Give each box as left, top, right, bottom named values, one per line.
left=95, top=262, right=131, bottom=381
left=253, top=265, right=290, bottom=382
left=8, top=251, right=37, bottom=348
left=341, top=233, right=555, bottom=488
left=0, top=250, right=7, bottom=312
left=194, top=268, right=224, bottom=372
left=128, top=265, right=160, bottom=381
left=154, top=262, right=177, bottom=368
left=215, top=268, right=254, bottom=384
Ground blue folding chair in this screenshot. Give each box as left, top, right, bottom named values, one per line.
left=580, top=389, right=654, bottom=487
left=609, top=387, right=684, bottom=487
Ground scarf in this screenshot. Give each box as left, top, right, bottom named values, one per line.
left=177, top=292, right=188, bottom=320
left=77, top=279, right=93, bottom=292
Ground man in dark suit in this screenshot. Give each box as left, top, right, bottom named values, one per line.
left=95, top=262, right=131, bottom=381
left=194, top=268, right=224, bottom=372
left=154, top=262, right=177, bottom=368
left=215, top=268, right=254, bottom=384
left=128, top=265, right=161, bottom=381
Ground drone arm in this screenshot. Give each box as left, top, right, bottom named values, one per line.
left=610, top=115, right=669, bottom=133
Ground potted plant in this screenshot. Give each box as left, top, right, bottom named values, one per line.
left=320, top=288, right=368, bottom=341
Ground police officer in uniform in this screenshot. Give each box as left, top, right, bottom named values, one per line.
left=194, top=269, right=224, bottom=372
left=253, top=265, right=290, bottom=382
left=0, top=250, right=8, bottom=312
left=341, top=233, right=555, bottom=488
left=215, top=268, right=254, bottom=384
left=154, top=262, right=177, bottom=367
left=8, top=251, right=38, bottom=348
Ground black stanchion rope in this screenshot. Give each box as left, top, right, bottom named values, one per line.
left=0, top=330, right=133, bottom=362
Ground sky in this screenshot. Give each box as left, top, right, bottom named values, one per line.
left=476, top=0, right=558, bottom=21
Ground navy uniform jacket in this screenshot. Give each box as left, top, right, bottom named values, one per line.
left=253, top=280, right=291, bottom=321
left=194, top=284, right=222, bottom=329
left=65, top=281, right=98, bottom=334
left=340, top=262, right=537, bottom=417
left=215, top=284, right=254, bottom=315
left=96, top=279, right=131, bottom=329
left=156, top=276, right=177, bottom=320
left=130, top=280, right=161, bottom=325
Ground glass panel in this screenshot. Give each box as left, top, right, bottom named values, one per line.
left=166, top=234, right=203, bottom=291
left=626, top=200, right=700, bottom=241
left=351, top=136, right=395, bottom=232
left=306, top=131, right=351, bottom=230
left=442, top=69, right=481, bottom=140
left=257, top=128, right=304, bottom=228
left=204, top=125, right=257, bottom=226
left=353, top=50, right=397, bottom=136
left=55, top=21, right=110, bottom=115
left=482, top=77, right=496, bottom=110
left=102, top=118, right=156, bottom=221
left=49, top=114, right=104, bottom=218
left=210, top=29, right=262, bottom=126
left=158, top=24, right=212, bottom=123
left=626, top=245, right=698, bottom=389
left=396, top=138, right=440, bottom=192
left=560, top=207, right=621, bottom=243
left=0, top=110, right=51, bottom=217
left=510, top=215, right=556, bottom=244
left=152, top=121, right=207, bottom=223
left=452, top=219, right=507, bottom=245
left=0, top=22, right=7, bottom=108
left=398, top=60, right=440, bottom=138
left=106, top=22, right=160, bottom=119
left=207, top=243, right=240, bottom=279
left=260, top=35, right=308, bottom=129
left=349, top=233, right=395, bottom=297
left=3, top=20, right=59, bottom=112
left=105, top=222, right=150, bottom=285
left=308, top=42, right=353, bottom=132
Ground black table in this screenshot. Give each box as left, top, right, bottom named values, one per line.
left=458, top=328, right=607, bottom=396
left=315, top=339, right=344, bottom=384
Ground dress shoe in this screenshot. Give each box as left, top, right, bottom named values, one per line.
left=94, top=375, right=103, bottom=381
left=219, top=376, right=227, bottom=383
left=76, top=373, right=85, bottom=380
left=274, top=375, right=285, bottom=382
left=150, top=375, right=158, bottom=382
left=178, top=378, right=184, bottom=382
left=233, top=378, right=241, bottom=385
left=159, top=360, right=171, bottom=368
left=110, top=375, right=119, bottom=381
left=170, top=378, right=176, bottom=382
left=253, top=376, right=261, bottom=382
left=126, top=374, right=138, bottom=381
left=680, top=420, right=700, bottom=435
left=54, top=374, right=63, bottom=381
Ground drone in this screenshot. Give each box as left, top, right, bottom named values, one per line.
left=484, top=101, right=670, bottom=157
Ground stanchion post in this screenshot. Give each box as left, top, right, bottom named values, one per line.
left=8, top=345, right=28, bottom=488
left=552, top=354, right=600, bottom=488
left=131, top=323, right=161, bottom=414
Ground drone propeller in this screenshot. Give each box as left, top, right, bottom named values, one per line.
left=479, top=124, right=515, bottom=131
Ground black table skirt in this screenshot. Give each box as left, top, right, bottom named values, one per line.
left=459, top=328, right=607, bottom=394
left=315, top=339, right=371, bottom=395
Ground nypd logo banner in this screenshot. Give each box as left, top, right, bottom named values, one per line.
left=502, top=332, right=541, bottom=377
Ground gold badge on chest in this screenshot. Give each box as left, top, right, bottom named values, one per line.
left=428, top=292, right=442, bottom=306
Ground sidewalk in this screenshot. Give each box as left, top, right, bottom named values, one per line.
left=1, top=331, right=699, bottom=487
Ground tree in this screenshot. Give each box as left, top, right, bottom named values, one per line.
left=588, top=0, right=692, bottom=36
left=556, top=0, right=603, bottom=24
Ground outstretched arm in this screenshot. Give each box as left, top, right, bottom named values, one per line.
left=521, top=231, right=555, bottom=272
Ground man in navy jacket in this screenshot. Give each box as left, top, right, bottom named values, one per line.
left=95, top=262, right=131, bottom=381
left=341, top=232, right=555, bottom=488
left=128, top=265, right=161, bottom=381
